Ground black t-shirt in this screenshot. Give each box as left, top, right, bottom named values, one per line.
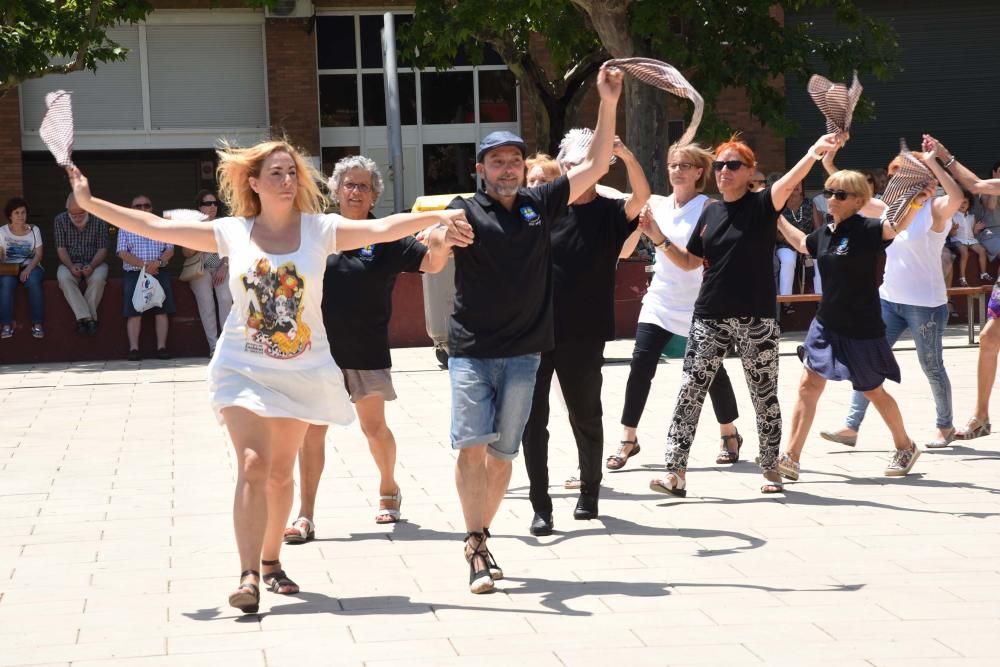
left=447, top=175, right=572, bottom=358
left=551, top=195, right=637, bottom=341
left=806, top=214, right=891, bottom=339
left=322, top=236, right=427, bottom=369
left=688, top=187, right=781, bottom=319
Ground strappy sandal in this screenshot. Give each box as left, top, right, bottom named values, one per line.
left=482, top=527, right=503, bottom=580
left=649, top=472, right=686, bottom=497
left=777, top=453, right=800, bottom=481
left=715, top=431, right=743, bottom=464
left=606, top=439, right=640, bottom=470
left=228, top=569, right=260, bottom=614
left=375, top=488, right=402, bottom=524
left=564, top=473, right=582, bottom=489
left=956, top=417, right=991, bottom=441
left=261, top=559, right=299, bottom=595
left=464, top=532, right=495, bottom=594
left=760, top=471, right=784, bottom=494
left=283, top=516, right=315, bottom=544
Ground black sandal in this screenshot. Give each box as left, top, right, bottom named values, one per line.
left=464, top=532, right=495, bottom=594
left=715, top=431, right=743, bottom=464
left=228, top=569, right=260, bottom=614
left=261, top=559, right=299, bottom=595
left=482, top=527, right=503, bottom=580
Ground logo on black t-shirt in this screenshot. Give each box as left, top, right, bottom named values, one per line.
left=520, top=205, right=541, bottom=226
left=833, top=238, right=849, bottom=256
left=359, top=244, right=376, bottom=261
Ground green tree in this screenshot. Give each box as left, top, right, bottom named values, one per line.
left=0, top=1, right=154, bottom=96
left=403, top=0, right=898, bottom=192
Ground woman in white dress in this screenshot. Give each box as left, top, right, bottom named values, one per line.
left=67, top=140, right=473, bottom=614
left=610, top=142, right=743, bottom=472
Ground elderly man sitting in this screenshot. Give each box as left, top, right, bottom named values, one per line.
left=55, top=193, right=110, bottom=336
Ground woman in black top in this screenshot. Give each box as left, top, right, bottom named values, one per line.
left=775, top=169, right=921, bottom=481
left=647, top=131, right=841, bottom=496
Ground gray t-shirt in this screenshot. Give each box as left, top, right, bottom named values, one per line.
left=974, top=196, right=1000, bottom=259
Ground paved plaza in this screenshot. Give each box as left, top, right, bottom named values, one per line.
left=1, top=325, right=999, bottom=666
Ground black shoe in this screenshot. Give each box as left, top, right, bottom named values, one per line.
left=75, top=319, right=88, bottom=336
left=529, top=512, right=554, bottom=536
left=127, top=349, right=141, bottom=361
left=574, top=494, right=599, bottom=520
left=86, top=319, right=98, bottom=336
left=156, top=347, right=171, bottom=360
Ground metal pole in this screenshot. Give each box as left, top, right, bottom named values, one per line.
left=382, top=13, right=404, bottom=212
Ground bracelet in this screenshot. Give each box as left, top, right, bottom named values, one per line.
left=943, top=155, right=956, bottom=168
left=909, top=201, right=922, bottom=211
left=654, top=238, right=672, bottom=251
left=808, top=147, right=824, bottom=160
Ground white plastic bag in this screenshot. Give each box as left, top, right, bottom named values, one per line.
left=132, top=266, right=166, bottom=312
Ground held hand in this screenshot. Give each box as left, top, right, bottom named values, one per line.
left=596, top=65, right=624, bottom=103
left=812, top=133, right=840, bottom=157
left=70, top=265, right=83, bottom=278
left=439, top=212, right=474, bottom=246
left=145, top=261, right=159, bottom=275
left=213, top=266, right=227, bottom=287
left=65, top=165, right=93, bottom=205
left=612, top=135, right=632, bottom=160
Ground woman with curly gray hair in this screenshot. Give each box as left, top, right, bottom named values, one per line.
left=285, top=155, right=461, bottom=541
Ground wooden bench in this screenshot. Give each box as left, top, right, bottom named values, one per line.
left=777, top=285, right=993, bottom=344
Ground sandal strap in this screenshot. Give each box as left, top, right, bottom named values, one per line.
left=720, top=433, right=741, bottom=442
left=292, top=516, right=315, bottom=531
left=240, top=569, right=260, bottom=579
left=619, top=439, right=638, bottom=446
left=261, top=559, right=280, bottom=567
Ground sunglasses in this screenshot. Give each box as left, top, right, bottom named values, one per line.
left=200, top=200, right=219, bottom=207
left=712, top=160, right=746, bottom=172
left=132, top=202, right=152, bottom=210
left=822, top=189, right=853, bottom=201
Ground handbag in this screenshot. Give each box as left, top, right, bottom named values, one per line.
left=0, top=263, right=19, bottom=276
left=179, top=252, right=205, bottom=282
left=131, top=266, right=166, bottom=312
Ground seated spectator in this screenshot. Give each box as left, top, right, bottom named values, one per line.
left=181, top=190, right=232, bottom=355
left=0, top=197, right=44, bottom=339
left=117, top=194, right=174, bottom=360
left=55, top=193, right=110, bottom=336
left=973, top=162, right=1000, bottom=260
left=950, top=191, right=992, bottom=286
left=776, top=178, right=814, bottom=313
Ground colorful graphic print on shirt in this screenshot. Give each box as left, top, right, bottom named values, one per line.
left=240, top=257, right=311, bottom=360
left=2, top=238, right=34, bottom=265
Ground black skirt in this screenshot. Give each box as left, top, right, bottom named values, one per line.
left=798, top=318, right=900, bottom=392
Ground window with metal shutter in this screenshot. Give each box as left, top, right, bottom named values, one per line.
left=145, top=24, right=267, bottom=130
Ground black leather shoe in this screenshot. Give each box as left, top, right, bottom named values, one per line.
left=574, top=494, right=599, bottom=520
left=529, top=512, right=553, bottom=536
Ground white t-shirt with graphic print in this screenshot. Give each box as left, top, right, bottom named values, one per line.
left=0, top=224, right=42, bottom=265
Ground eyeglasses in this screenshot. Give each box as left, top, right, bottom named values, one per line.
left=712, top=160, right=746, bottom=172
left=342, top=182, right=372, bottom=193
left=667, top=162, right=695, bottom=172
left=132, top=202, right=152, bottom=210
left=822, top=189, right=852, bottom=201
left=200, top=200, right=219, bottom=207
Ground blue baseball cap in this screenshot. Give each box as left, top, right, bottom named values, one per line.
left=477, top=131, right=527, bottom=163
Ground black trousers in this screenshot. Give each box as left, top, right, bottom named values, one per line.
left=621, top=322, right=739, bottom=428
left=522, top=337, right=605, bottom=515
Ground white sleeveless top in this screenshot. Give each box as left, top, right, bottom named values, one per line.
left=879, top=199, right=949, bottom=308
left=638, top=193, right=710, bottom=336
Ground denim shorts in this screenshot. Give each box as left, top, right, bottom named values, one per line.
left=448, top=353, right=541, bottom=460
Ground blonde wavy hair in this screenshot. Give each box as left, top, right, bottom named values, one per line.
left=825, top=169, right=873, bottom=203
left=667, top=141, right=714, bottom=192
left=216, top=139, right=327, bottom=217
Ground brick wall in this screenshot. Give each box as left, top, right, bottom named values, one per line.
left=265, top=19, right=321, bottom=155
left=0, top=89, right=24, bottom=206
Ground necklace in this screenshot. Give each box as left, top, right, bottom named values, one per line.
left=789, top=203, right=805, bottom=225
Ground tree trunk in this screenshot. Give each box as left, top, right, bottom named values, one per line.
left=626, top=80, right=669, bottom=195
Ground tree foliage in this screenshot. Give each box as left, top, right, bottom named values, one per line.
left=0, top=1, right=153, bottom=96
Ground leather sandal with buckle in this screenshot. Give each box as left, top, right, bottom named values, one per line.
left=715, top=431, right=743, bottom=464
left=606, top=439, right=640, bottom=470
left=228, top=569, right=260, bottom=614
left=261, top=559, right=299, bottom=595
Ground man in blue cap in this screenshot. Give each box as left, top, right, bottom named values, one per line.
left=445, top=64, right=624, bottom=593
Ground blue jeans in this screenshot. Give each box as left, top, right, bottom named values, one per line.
left=845, top=299, right=952, bottom=430
left=448, top=353, right=541, bottom=460
left=0, top=266, right=45, bottom=325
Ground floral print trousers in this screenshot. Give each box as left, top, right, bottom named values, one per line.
left=664, top=317, right=781, bottom=472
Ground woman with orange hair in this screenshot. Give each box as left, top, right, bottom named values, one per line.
left=67, top=139, right=473, bottom=613
left=645, top=131, right=841, bottom=496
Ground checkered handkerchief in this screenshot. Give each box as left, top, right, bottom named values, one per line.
left=40, top=90, right=75, bottom=167
left=882, top=139, right=934, bottom=227
left=605, top=57, right=703, bottom=146
left=807, top=72, right=863, bottom=135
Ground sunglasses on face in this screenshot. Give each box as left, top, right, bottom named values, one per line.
left=822, top=189, right=852, bottom=201
left=712, top=160, right=746, bottom=172
left=667, top=162, right=695, bottom=172
left=200, top=200, right=219, bottom=207
left=133, top=202, right=152, bottom=210
left=342, top=182, right=372, bottom=193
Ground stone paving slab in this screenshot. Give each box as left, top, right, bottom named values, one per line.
left=1, top=325, right=999, bottom=665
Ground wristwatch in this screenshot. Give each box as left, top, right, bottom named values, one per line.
left=655, top=237, right=672, bottom=251
left=159, top=259, right=167, bottom=268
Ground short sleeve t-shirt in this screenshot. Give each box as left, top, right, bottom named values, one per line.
left=551, top=194, right=637, bottom=341
left=212, top=213, right=339, bottom=370
left=687, top=187, right=781, bottom=319
left=322, top=236, right=427, bottom=370
left=806, top=215, right=890, bottom=339
left=0, top=224, right=41, bottom=265
left=447, top=175, right=572, bottom=358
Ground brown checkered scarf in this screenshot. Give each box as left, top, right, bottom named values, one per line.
left=605, top=58, right=703, bottom=146
left=807, top=72, right=863, bottom=135
left=40, top=90, right=75, bottom=167
left=882, top=140, right=934, bottom=227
